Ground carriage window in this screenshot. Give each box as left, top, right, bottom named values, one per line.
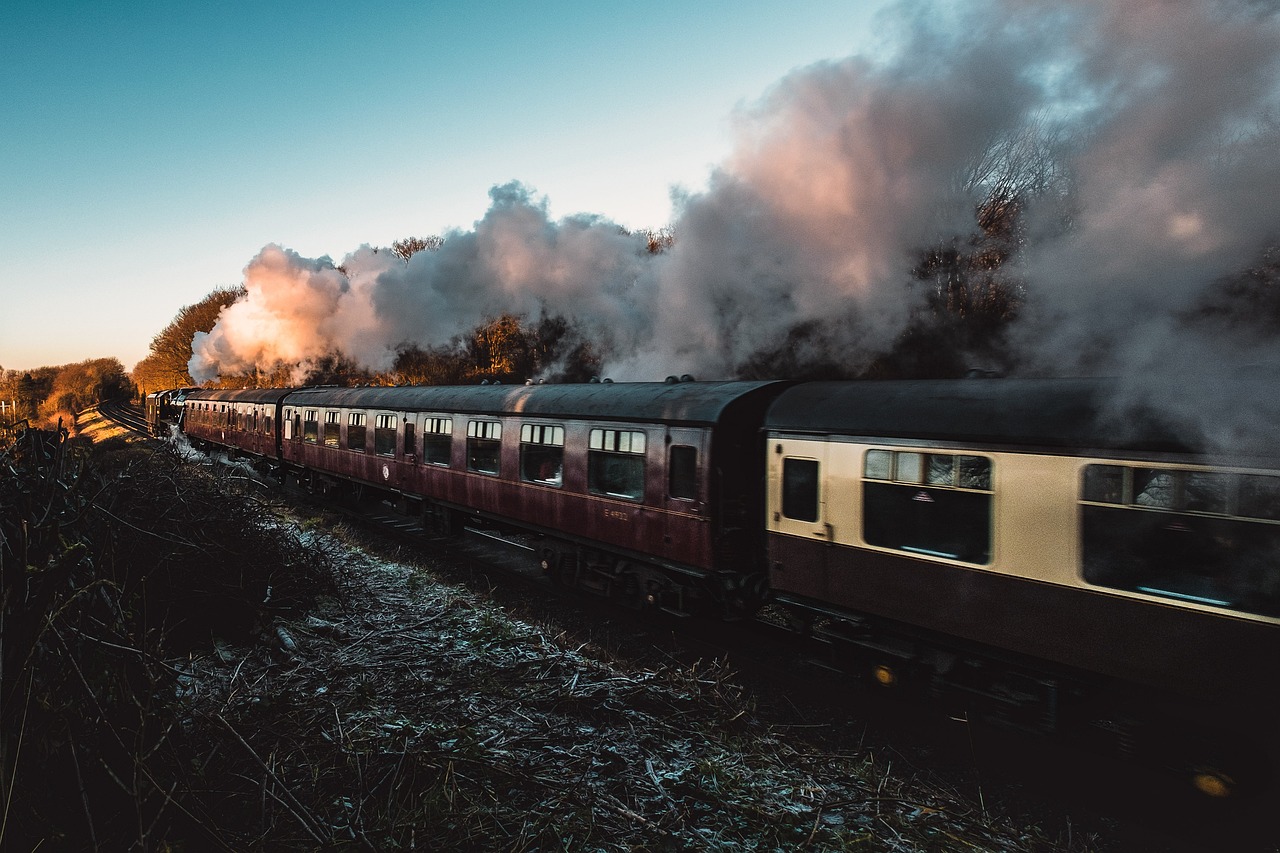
left=403, top=421, right=416, bottom=457
left=520, top=424, right=564, bottom=486
left=374, top=413, right=397, bottom=456
left=588, top=429, right=645, bottom=501
left=303, top=410, right=319, bottom=443
left=348, top=412, right=366, bottom=452
left=1081, top=464, right=1280, bottom=616
left=263, top=414, right=272, bottom=434
left=782, top=458, right=819, bottom=522
left=467, top=420, right=502, bottom=475
left=669, top=445, right=698, bottom=500
left=323, top=411, right=340, bottom=448
left=863, top=450, right=992, bottom=564
left=425, top=417, right=453, bottom=466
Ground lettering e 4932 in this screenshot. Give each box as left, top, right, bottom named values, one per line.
left=603, top=509, right=629, bottom=522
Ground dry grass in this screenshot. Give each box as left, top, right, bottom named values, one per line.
left=172, top=516, right=1105, bottom=851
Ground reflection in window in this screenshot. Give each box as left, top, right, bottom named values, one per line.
left=520, top=424, right=564, bottom=486
left=303, top=410, right=319, bottom=443
left=1081, top=464, right=1280, bottom=616
left=863, top=449, right=992, bottom=564
left=467, top=420, right=502, bottom=475
left=588, top=429, right=645, bottom=500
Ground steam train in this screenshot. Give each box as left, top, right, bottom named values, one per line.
left=161, top=377, right=1280, bottom=797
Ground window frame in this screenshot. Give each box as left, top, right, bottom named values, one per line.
left=347, top=412, right=367, bottom=453
left=303, top=410, right=319, bottom=443
left=861, top=448, right=994, bottom=564
left=423, top=417, right=453, bottom=467
left=781, top=456, right=820, bottom=522
left=519, top=423, right=565, bottom=487
left=466, top=419, right=503, bottom=475
left=1079, top=463, right=1280, bottom=615
left=587, top=428, right=647, bottom=501
left=668, top=444, right=699, bottom=501
left=373, top=412, right=397, bottom=457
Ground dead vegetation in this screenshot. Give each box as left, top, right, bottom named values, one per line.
left=1, top=429, right=1104, bottom=850
left=173, top=518, right=1101, bottom=851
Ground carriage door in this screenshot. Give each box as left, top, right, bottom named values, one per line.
left=769, top=438, right=832, bottom=600
left=663, top=427, right=710, bottom=563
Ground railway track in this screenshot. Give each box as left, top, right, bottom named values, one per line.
left=95, top=399, right=151, bottom=436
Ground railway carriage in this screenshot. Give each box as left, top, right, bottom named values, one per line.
left=273, top=381, right=785, bottom=613
left=184, top=388, right=293, bottom=460
left=144, top=387, right=198, bottom=437
left=764, top=379, right=1280, bottom=789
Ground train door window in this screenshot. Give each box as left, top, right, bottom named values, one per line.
left=863, top=450, right=992, bottom=564
left=263, top=413, right=273, bottom=434
left=323, top=412, right=340, bottom=448
left=1081, top=464, right=1280, bottom=616
left=467, top=420, right=502, bottom=475
left=669, top=445, right=698, bottom=500
left=781, top=458, right=820, bottom=522
left=283, top=410, right=294, bottom=440
left=348, top=413, right=367, bottom=452
left=424, top=417, right=452, bottom=466
left=520, top=424, right=565, bottom=486
left=403, top=420, right=416, bottom=458
left=588, top=429, right=645, bottom=501
left=303, top=410, right=319, bottom=443
left=374, top=413, right=397, bottom=456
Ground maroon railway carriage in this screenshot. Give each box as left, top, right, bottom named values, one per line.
left=184, top=388, right=294, bottom=459
left=276, top=381, right=786, bottom=613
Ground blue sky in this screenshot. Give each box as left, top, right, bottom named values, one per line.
left=0, top=0, right=885, bottom=371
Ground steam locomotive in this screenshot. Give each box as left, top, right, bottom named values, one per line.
left=164, top=377, right=1280, bottom=797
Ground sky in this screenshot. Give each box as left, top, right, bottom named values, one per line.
left=0, top=0, right=887, bottom=372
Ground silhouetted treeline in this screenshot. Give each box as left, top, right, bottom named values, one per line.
left=0, top=358, right=134, bottom=429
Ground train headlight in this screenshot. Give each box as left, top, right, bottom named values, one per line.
left=872, top=664, right=896, bottom=687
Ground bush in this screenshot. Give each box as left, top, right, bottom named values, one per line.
left=0, top=429, right=333, bottom=848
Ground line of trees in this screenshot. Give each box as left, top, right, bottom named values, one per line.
left=0, top=359, right=134, bottom=430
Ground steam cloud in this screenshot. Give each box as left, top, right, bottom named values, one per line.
left=191, top=0, right=1280, bottom=395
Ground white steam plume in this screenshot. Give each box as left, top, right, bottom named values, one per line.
left=190, top=0, right=1280, bottom=390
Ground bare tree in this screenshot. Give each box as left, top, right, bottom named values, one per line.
left=390, top=236, right=444, bottom=262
